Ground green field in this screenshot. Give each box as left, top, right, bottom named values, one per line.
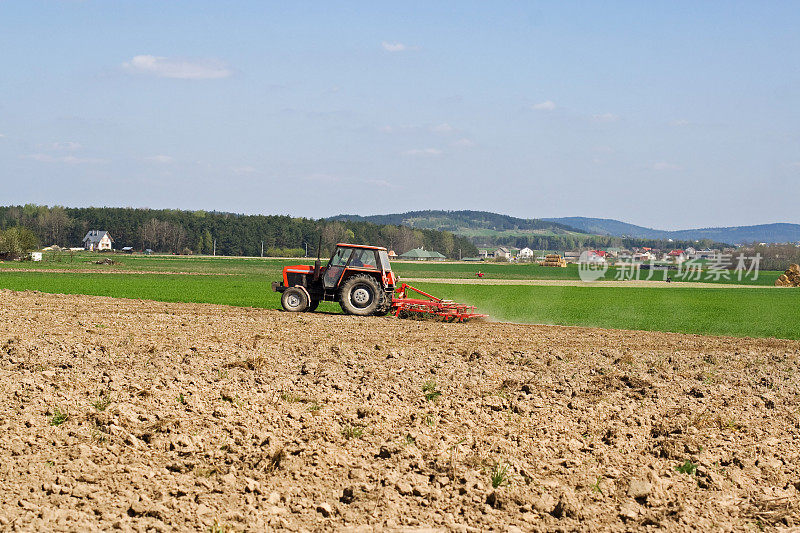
left=3, top=253, right=780, bottom=285
left=1, top=253, right=798, bottom=339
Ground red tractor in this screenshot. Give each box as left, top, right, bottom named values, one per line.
left=272, top=243, right=395, bottom=316
left=272, top=243, right=486, bottom=321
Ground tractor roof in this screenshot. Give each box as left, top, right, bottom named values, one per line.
left=336, top=243, right=388, bottom=251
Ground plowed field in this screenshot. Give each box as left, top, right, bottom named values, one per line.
left=1, top=290, right=798, bottom=531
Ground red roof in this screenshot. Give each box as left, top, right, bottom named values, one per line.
left=668, top=249, right=684, bottom=256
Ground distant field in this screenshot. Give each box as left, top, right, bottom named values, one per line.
left=0, top=253, right=780, bottom=285
left=393, top=261, right=780, bottom=286
left=1, top=254, right=798, bottom=339
left=411, top=282, right=799, bottom=340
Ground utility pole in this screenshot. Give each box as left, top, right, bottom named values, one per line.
left=213, top=239, right=216, bottom=257
left=261, top=241, right=264, bottom=257
left=459, top=248, right=462, bottom=260
left=305, top=242, right=308, bottom=257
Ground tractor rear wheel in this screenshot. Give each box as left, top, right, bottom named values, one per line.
left=374, top=291, right=391, bottom=316
left=339, top=274, right=382, bottom=316
left=281, top=287, right=309, bottom=312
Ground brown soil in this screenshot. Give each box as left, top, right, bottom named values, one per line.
left=1, top=290, right=799, bottom=531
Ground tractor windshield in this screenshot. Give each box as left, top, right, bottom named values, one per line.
left=378, top=250, right=391, bottom=271
left=329, top=247, right=351, bottom=267
left=323, top=247, right=352, bottom=288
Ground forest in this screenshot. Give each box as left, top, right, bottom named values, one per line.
left=0, top=205, right=478, bottom=259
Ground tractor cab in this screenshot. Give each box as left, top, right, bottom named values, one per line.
left=273, top=243, right=396, bottom=316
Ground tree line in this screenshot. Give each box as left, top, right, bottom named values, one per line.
left=0, top=205, right=478, bottom=259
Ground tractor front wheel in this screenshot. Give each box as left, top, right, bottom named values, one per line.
left=339, top=274, right=382, bottom=316
left=281, top=287, right=309, bottom=312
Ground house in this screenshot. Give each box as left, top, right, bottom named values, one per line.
left=518, top=247, right=535, bottom=260
left=665, top=249, right=686, bottom=263
left=387, top=250, right=397, bottom=258
left=478, top=249, right=494, bottom=259
left=83, top=230, right=113, bottom=251
left=632, top=251, right=656, bottom=262
left=495, top=247, right=512, bottom=260
left=399, top=248, right=447, bottom=261
left=688, top=248, right=718, bottom=260
left=579, top=250, right=607, bottom=264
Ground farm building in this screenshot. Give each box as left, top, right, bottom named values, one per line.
left=579, top=250, right=607, bottom=264
left=83, top=230, right=113, bottom=251
left=666, top=249, right=687, bottom=263
left=494, top=246, right=513, bottom=260
left=399, top=248, right=447, bottom=261
left=518, top=247, right=535, bottom=260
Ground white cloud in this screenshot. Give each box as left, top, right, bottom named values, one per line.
left=431, top=123, right=454, bottom=134
left=402, top=148, right=442, bottom=156
left=592, top=112, right=619, bottom=122
left=451, top=138, right=475, bottom=147
left=381, top=41, right=410, bottom=52
left=379, top=125, right=394, bottom=133
left=145, top=155, right=174, bottom=164
left=532, top=100, right=556, bottom=111
left=670, top=119, right=690, bottom=127
left=123, top=55, right=232, bottom=79
left=52, top=141, right=82, bottom=150
left=0, top=133, right=6, bottom=138
left=232, top=165, right=256, bottom=174
left=22, top=153, right=104, bottom=164
left=651, top=161, right=682, bottom=171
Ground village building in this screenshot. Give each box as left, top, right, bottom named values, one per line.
left=83, top=230, right=113, bottom=251
left=665, top=249, right=687, bottom=263
left=517, top=247, right=535, bottom=260
left=398, top=248, right=447, bottom=261
left=494, top=246, right=513, bottom=260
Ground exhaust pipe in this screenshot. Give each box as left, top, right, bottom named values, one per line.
left=312, top=236, right=322, bottom=281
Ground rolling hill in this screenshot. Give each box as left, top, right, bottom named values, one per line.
left=331, top=211, right=800, bottom=245
left=544, top=217, right=800, bottom=244
left=329, top=210, right=585, bottom=236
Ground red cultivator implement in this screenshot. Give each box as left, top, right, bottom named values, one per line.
left=392, top=283, right=487, bottom=322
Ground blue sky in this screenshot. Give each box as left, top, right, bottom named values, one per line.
left=1, top=1, right=798, bottom=229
